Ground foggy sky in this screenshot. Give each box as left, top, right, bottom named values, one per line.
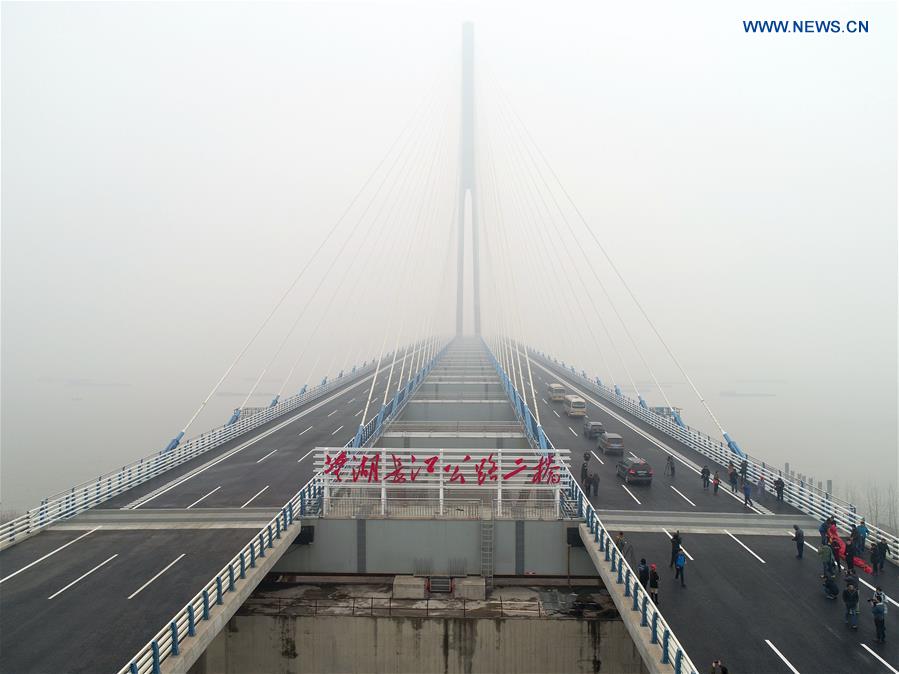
left=2, top=1, right=896, bottom=512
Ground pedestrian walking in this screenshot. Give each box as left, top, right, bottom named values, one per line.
left=701, top=465, right=710, bottom=490
left=669, top=531, right=682, bottom=568
left=638, top=558, right=649, bottom=588
left=649, top=564, right=660, bottom=605
left=674, top=549, right=687, bottom=587
left=818, top=543, right=835, bottom=574
left=743, top=481, right=753, bottom=508
left=712, top=472, right=720, bottom=495
left=592, top=473, right=600, bottom=498
left=757, top=474, right=766, bottom=499
left=792, top=525, right=805, bottom=558
left=843, top=583, right=860, bottom=630
left=729, top=469, right=738, bottom=493
left=711, top=659, right=729, bottom=674
left=581, top=460, right=589, bottom=484
left=774, top=477, right=784, bottom=501
left=871, top=593, right=887, bottom=643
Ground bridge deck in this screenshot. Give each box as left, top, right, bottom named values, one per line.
left=0, top=368, right=397, bottom=674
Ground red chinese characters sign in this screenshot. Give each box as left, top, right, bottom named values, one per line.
left=322, top=450, right=562, bottom=486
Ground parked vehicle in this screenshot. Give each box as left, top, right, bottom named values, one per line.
left=563, top=395, right=587, bottom=417
left=547, top=383, right=566, bottom=401
left=598, top=432, right=625, bottom=455
left=616, top=457, right=653, bottom=485
left=583, top=420, right=605, bottom=439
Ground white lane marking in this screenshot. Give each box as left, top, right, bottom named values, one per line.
left=860, top=643, right=899, bottom=673
left=0, top=527, right=103, bottom=585
left=628, top=451, right=640, bottom=461
left=48, top=554, right=118, bottom=599
left=856, top=577, right=899, bottom=608
left=347, top=398, right=356, bottom=405
left=541, top=398, right=549, bottom=405
left=661, top=528, right=695, bottom=561
left=553, top=410, right=560, bottom=418
left=297, top=449, right=316, bottom=464
left=327, top=410, right=338, bottom=417
left=724, top=529, right=766, bottom=563
left=331, top=425, right=344, bottom=436
left=240, top=485, right=270, bottom=509
left=186, top=486, right=221, bottom=509
left=298, top=426, right=313, bottom=436
left=127, top=554, right=186, bottom=600
left=568, top=426, right=578, bottom=437
left=131, top=373, right=377, bottom=509
left=621, top=485, right=642, bottom=505
left=533, top=361, right=768, bottom=514
left=256, top=449, right=278, bottom=464
left=670, top=486, right=697, bottom=507
left=590, top=451, right=605, bottom=465
left=354, top=408, right=363, bottom=418
left=764, top=639, right=800, bottom=674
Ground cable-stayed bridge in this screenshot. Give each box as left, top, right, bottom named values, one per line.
left=1, top=23, right=897, bottom=674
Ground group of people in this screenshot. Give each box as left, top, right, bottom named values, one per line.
left=811, top=516, right=890, bottom=643
left=627, top=529, right=689, bottom=610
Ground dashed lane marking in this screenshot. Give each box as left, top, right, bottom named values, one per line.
left=127, top=554, right=186, bottom=599
left=48, top=554, right=118, bottom=600
left=725, top=529, right=766, bottom=563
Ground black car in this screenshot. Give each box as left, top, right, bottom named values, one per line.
left=616, top=457, right=653, bottom=485
left=583, top=420, right=605, bottom=439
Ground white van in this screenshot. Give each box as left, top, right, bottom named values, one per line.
left=563, top=395, right=587, bottom=417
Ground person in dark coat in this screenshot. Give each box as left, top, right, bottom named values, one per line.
left=843, top=584, right=860, bottom=630
left=648, top=564, right=660, bottom=605
left=792, top=525, right=805, bottom=558
left=876, top=540, right=889, bottom=574
left=774, top=477, right=785, bottom=501
left=821, top=574, right=839, bottom=599
left=637, top=558, right=649, bottom=588
left=700, top=465, right=710, bottom=490
left=870, top=587, right=887, bottom=643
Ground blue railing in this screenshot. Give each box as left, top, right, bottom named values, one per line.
left=482, top=339, right=699, bottom=674
left=531, top=347, right=899, bottom=565
left=117, top=339, right=447, bottom=674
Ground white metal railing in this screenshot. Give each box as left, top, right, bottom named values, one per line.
left=116, top=341, right=448, bottom=674
left=482, top=340, right=699, bottom=674
left=532, top=348, right=899, bottom=566
left=0, top=359, right=387, bottom=550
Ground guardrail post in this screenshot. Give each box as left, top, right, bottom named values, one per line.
left=611, top=548, right=618, bottom=573
left=239, top=551, right=246, bottom=579
left=287, top=502, right=294, bottom=524
left=641, top=596, right=648, bottom=626
left=275, top=517, right=282, bottom=539
left=632, top=582, right=639, bottom=610
left=250, top=544, right=257, bottom=567
left=661, top=629, right=671, bottom=664
left=617, top=558, right=624, bottom=584
left=624, top=570, right=632, bottom=596
left=170, top=621, right=180, bottom=656
left=651, top=612, right=659, bottom=643
left=129, top=663, right=139, bottom=674
left=202, top=590, right=210, bottom=619
left=267, top=524, right=274, bottom=548
left=300, top=490, right=306, bottom=516
left=216, top=577, right=224, bottom=605
left=188, top=605, right=196, bottom=636
left=228, top=564, right=236, bottom=591
left=674, top=648, right=683, bottom=674
left=259, top=533, right=266, bottom=557
left=151, top=641, right=161, bottom=674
